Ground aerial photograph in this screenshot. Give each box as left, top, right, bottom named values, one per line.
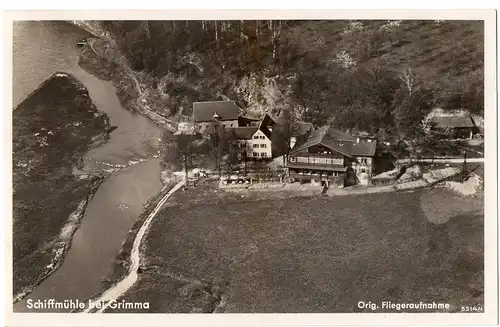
left=11, top=19, right=485, bottom=314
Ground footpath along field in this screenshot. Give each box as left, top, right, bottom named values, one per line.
left=107, top=181, right=483, bottom=313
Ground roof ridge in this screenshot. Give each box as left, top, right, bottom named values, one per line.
left=193, top=100, right=235, bottom=104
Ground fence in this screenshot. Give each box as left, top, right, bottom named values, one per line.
left=220, top=167, right=286, bottom=186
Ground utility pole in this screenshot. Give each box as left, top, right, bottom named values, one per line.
left=463, top=150, right=467, bottom=179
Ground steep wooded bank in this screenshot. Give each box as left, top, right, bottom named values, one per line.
left=12, top=73, right=115, bottom=299
left=74, top=20, right=483, bottom=143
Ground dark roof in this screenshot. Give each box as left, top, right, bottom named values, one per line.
left=430, top=115, right=476, bottom=128
left=259, top=125, right=272, bottom=139
left=229, top=127, right=258, bottom=140
left=292, top=121, right=314, bottom=137
left=238, top=116, right=260, bottom=127
left=289, top=125, right=377, bottom=157
left=326, top=128, right=356, bottom=142
left=349, top=141, right=377, bottom=157
left=193, top=101, right=240, bottom=122
left=260, top=113, right=277, bottom=128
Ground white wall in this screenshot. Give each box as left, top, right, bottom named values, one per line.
left=248, top=130, right=272, bottom=159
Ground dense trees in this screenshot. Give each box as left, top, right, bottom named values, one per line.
left=102, top=20, right=483, bottom=143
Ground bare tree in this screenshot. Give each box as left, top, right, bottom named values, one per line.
left=399, top=67, right=421, bottom=96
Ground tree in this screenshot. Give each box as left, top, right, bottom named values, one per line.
left=399, top=67, right=421, bottom=97
left=272, top=108, right=295, bottom=166
left=162, top=129, right=199, bottom=183
left=392, top=67, right=435, bottom=141
left=225, top=131, right=246, bottom=173
left=392, top=85, right=434, bottom=141
left=207, top=120, right=228, bottom=175
left=175, top=133, right=198, bottom=182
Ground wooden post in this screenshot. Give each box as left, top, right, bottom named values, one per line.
left=463, top=150, right=467, bottom=179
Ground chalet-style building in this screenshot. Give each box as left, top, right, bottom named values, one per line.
left=286, top=125, right=377, bottom=187
left=193, top=101, right=240, bottom=132
left=229, top=114, right=275, bottom=160
left=429, top=115, right=478, bottom=140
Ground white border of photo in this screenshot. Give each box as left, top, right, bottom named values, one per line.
left=2, top=6, right=498, bottom=327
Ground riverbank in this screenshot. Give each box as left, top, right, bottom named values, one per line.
left=98, top=179, right=180, bottom=292
left=77, top=37, right=178, bottom=132
left=13, top=73, right=115, bottom=300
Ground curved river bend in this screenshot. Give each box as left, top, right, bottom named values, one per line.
left=13, top=21, right=164, bottom=312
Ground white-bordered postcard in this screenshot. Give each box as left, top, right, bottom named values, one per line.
left=3, top=9, right=498, bottom=327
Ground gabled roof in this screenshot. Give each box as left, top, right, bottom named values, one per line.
left=193, top=101, right=240, bottom=122
left=430, top=115, right=476, bottom=128
left=229, top=126, right=259, bottom=140
left=290, top=125, right=353, bottom=158
left=349, top=141, right=377, bottom=157
left=289, top=125, right=377, bottom=157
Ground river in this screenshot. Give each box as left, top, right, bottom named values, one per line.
left=12, top=21, right=164, bottom=312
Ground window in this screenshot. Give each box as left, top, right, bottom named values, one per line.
left=230, top=124, right=234, bottom=127
left=253, top=152, right=258, bottom=157
left=261, top=153, right=266, bottom=157
left=253, top=136, right=259, bottom=139
left=253, top=144, right=259, bottom=148
left=260, top=135, right=265, bottom=139
left=260, top=144, right=266, bottom=148
left=290, top=156, right=296, bottom=162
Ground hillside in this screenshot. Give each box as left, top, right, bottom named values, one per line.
left=75, top=20, right=483, bottom=142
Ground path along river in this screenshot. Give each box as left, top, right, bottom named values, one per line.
left=13, top=21, right=164, bottom=312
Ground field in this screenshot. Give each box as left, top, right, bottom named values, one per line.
left=12, top=73, right=113, bottom=298
left=108, top=182, right=483, bottom=313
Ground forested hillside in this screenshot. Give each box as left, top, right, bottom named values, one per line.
left=79, top=20, right=484, bottom=142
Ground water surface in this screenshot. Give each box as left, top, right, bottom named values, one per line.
left=13, top=21, right=164, bottom=312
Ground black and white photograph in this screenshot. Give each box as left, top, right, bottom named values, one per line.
left=3, top=9, right=498, bottom=326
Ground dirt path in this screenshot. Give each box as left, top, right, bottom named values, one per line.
left=84, top=179, right=185, bottom=313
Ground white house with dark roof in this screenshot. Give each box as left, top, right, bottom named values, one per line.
left=229, top=116, right=274, bottom=160
left=193, top=101, right=240, bottom=132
